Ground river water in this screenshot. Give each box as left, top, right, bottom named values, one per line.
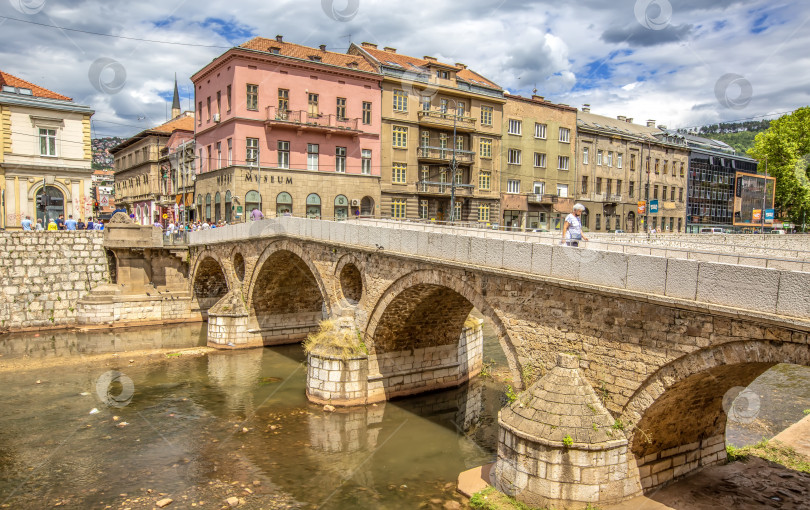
left=0, top=323, right=807, bottom=509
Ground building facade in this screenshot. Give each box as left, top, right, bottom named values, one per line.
left=157, top=128, right=195, bottom=226
left=349, top=42, right=504, bottom=223
left=576, top=109, right=689, bottom=233
left=91, top=169, right=115, bottom=221
left=0, top=70, right=94, bottom=229
left=500, top=94, right=577, bottom=231
left=111, top=113, right=195, bottom=225
left=191, top=36, right=382, bottom=223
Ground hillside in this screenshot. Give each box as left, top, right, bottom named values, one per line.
left=92, top=137, right=124, bottom=170
left=677, top=120, right=771, bottom=155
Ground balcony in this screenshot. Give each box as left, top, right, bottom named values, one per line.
left=417, top=109, right=477, bottom=132
left=604, top=193, right=623, bottom=203
left=416, top=181, right=475, bottom=196
left=417, top=146, right=475, bottom=165
left=527, top=193, right=561, bottom=205
left=265, top=107, right=369, bottom=135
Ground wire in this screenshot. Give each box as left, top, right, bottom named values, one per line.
left=0, top=15, right=234, bottom=48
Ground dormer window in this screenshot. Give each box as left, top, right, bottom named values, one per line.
left=436, top=70, right=449, bottom=79
left=308, top=55, right=322, bottom=62
left=268, top=46, right=281, bottom=54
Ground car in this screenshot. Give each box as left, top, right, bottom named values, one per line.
left=771, top=229, right=786, bottom=234
left=614, top=229, right=625, bottom=233
left=700, top=228, right=724, bottom=234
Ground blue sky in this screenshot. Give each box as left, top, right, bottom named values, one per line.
left=0, top=0, right=807, bottom=136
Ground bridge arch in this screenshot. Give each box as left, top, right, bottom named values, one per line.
left=245, top=241, right=331, bottom=344
left=191, top=252, right=229, bottom=312
left=366, top=269, right=523, bottom=390
left=620, top=339, right=810, bottom=491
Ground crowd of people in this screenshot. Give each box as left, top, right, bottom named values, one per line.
left=158, top=220, right=229, bottom=234
left=19, top=214, right=103, bottom=231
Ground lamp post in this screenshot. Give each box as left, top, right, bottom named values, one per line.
left=761, top=156, right=767, bottom=236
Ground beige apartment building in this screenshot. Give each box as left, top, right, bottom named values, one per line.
left=576, top=108, right=689, bottom=233
left=0, top=70, right=94, bottom=229
left=500, top=94, right=578, bottom=231
left=350, top=42, right=505, bottom=222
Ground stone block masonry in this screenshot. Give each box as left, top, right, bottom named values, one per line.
left=0, top=232, right=109, bottom=330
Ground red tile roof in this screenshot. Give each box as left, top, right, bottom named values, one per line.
left=0, top=70, right=71, bottom=100
left=358, top=45, right=501, bottom=89
left=151, top=114, right=195, bottom=134
left=239, top=37, right=376, bottom=73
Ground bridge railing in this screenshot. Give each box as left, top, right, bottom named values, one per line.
left=189, top=216, right=810, bottom=322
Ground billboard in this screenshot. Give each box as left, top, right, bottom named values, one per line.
left=733, top=173, right=775, bottom=226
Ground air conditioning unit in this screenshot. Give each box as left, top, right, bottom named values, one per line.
left=351, top=199, right=360, bottom=207
left=212, top=113, right=221, bottom=123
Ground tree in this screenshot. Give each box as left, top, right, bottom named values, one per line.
left=748, top=107, right=810, bottom=229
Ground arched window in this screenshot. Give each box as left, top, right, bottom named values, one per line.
left=205, top=193, right=211, bottom=222
left=360, top=196, right=374, bottom=217
left=214, top=192, right=221, bottom=223
left=245, top=190, right=261, bottom=218
left=196, top=194, right=202, bottom=221
left=276, top=192, right=292, bottom=216
left=225, top=190, right=232, bottom=223
left=35, top=185, right=64, bottom=226
left=334, top=194, right=349, bottom=220
left=306, top=193, right=321, bottom=219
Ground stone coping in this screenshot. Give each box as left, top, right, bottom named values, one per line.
left=498, top=412, right=628, bottom=451
left=308, top=351, right=368, bottom=362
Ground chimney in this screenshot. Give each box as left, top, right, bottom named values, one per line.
left=646, top=119, right=656, bottom=128
left=383, top=46, right=397, bottom=53
left=626, top=118, right=633, bottom=123
left=319, top=44, right=326, bottom=51
left=582, top=104, right=591, bottom=113
left=532, top=95, right=545, bottom=102
left=424, top=56, right=437, bottom=62
left=361, top=42, right=377, bottom=49
left=617, top=115, right=626, bottom=121
left=275, top=35, right=283, bottom=43
left=455, top=62, right=467, bottom=69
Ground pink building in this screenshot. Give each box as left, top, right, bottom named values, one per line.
left=191, top=35, right=382, bottom=221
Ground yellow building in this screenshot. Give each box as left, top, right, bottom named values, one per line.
left=350, top=43, right=504, bottom=222
left=0, top=70, right=94, bottom=229
left=576, top=108, right=689, bottom=233
left=500, top=94, right=578, bottom=231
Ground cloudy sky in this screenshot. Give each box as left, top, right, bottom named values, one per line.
left=1, top=0, right=807, bottom=137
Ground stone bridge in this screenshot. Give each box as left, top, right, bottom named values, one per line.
left=178, top=217, right=810, bottom=508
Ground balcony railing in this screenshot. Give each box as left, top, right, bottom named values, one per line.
left=417, top=109, right=477, bottom=131
left=265, top=106, right=363, bottom=133
left=527, top=193, right=560, bottom=205
left=416, top=146, right=475, bottom=164
left=416, top=181, right=475, bottom=196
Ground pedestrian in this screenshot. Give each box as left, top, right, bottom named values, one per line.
left=94, top=220, right=103, bottom=231
left=65, top=215, right=77, bottom=230
left=86, top=217, right=95, bottom=230
left=55, top=214, right=65, bottom=230
left=47, top=218, right=58, bottom=231
left=35, top=218, right=44, bottom=231
left=77, top=218, right=85, bottom=230
left=21, top=215, right=32, bottom=231
left=251, top=208, right=264, bottom=221
left=561, top=203, right=588, bottom=247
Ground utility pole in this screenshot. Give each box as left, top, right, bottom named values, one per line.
left=449, top=101, right=458, bottom=222
left=645, top=141, right=651, bottom=239
left=761, top=156, right=767, bottom=236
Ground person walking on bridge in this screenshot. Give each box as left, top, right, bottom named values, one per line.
left=562, top=203, right=588, bottom=247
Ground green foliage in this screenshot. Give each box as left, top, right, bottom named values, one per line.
left=303, top=320, right=367, bottom=360
left=480, top=358, right=496, bottom=379
left=612, top=419, right=625, bottom=431
left=563, top=434, right=573, bottom=447
left=469, top=487, right=535, bottom=510
left=521, top=365, right=535, bottom=387
left=804, top=409, right=810, bottom=415
left=701, top=130, right=761, bottom=154
left=505, top=385, right=518, bottom=404
left=748, top=107, right=810, bottom=227
left=726, top=439, right=810, bottom=473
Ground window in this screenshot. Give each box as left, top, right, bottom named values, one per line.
left=421, top=96, right=431, bottom=111
left=535, top=123, right=547, bottom=139
left=617, top=154, right=623, bottom=169
left=455, top=135, right=464, bottom=151
left=617, top=179, right=622, bottom=196
left=246, top=138, right=259, bottom=167
left=421, top=131, right=430, bottom=148
left=206, top=96, right=211, bottom=120
left=597, top=150, right=603, bottom=166
left=336, top=97, right=346, bottom=119
left=39, top=128, right=56, bottom=156
left=653, top=184, right=659, bottom=199
left=335, top=146, right=346, bottom=173
left=663, top=186, right=667, bottom=200
left=507, top=119, right=522, bottom=135
left=246, top=84, right=258, bottom=111
left=226, top=85, right=232, bottom=111
left=440, top=99, right=448, bottom=114
left=479, top=171, right=491, bottom=190
left=307, top=144, right=319, bottom=171
left=393, top=126, right=408, bottom=148
left=391, top=199, right=406, bottom=219
left=480, top=138, right=492, bottom=158
left=456, top=101, right=465, bottom=116
left=216, top=142, right=222, bottom=169
left=607, top=152, right=613, bottom=167
left=533, top=181, right=545, bottom=195
left=672, top=162, right=676, bottom=177
left=596, top=214, right=601, bottom=230
left=558, top=155, right=570, bottom=171
left=507, top=179, right=520, bottom=194
left=629, top=181, right=635, bottom=197
left=663, top=161, right=668, bottom=175
left=606, top=179, right=613, bottom=196
left=678, top=187, right=683, bottom=202
left=671, top=187, right=676, bottom=201
left=680, top=162, right=685, bottom=177
left=362, top=101, right=372, bottom=124
left=392, top=163, right=407, bottom=184
left=655, top=159, right=660, bottom=174
left=481, top=106, right=493, bottom=125
left=559, top=127, right=570, bottom=143
left=278, top=89, right=289, bottom=117
left=557, top=184, right=568, bottom=197
left=198, top=101, right=202, bottom=124
left=630, top=153, right=636, bottom=171
left=507, top=149, right=521, bottom=164
left=419, top=200, right=428, bottom=219
left=277, top=140, right=290, bottom=169
left=393, top=90, right=407, bottom=111
left=534, top=152, right=546, bottom=168
left=216, top=91, right=221, bottom=115
left=453, top=200, right=462, bottom=220
left=478, top=203, right=490, bottom=222
left=596, top=177, right=602, bottom=194
left=582, top=147, right=589, bottom=165
left=361, top=149, right=372, bottom=175
left=227, top=138, right=232, bottom=166
left=308, top=93, right=319, bottom=116
left=437, top=70, right=449, bottom=79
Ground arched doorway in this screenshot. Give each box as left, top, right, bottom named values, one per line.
left=36, top=186, right=64, bottom=226
left=246, top=190, right=261, bottom=218
left=334, top=195, right=349, bottom=220
left=276, top=192, right=292, bottom=216
left=224, top=191, right=232, bottom=223
left=205, top=194, right=212, bottom=222
left=360, top=196, right=374, bottom=217
left=626, top=211, right=636, bottom=233
left=214, top=192, right=221, bottom=223
left=306, top=193, right=321, bottom=219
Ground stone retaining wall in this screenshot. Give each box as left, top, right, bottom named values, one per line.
left=0, top=232, right=108, bottom=330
